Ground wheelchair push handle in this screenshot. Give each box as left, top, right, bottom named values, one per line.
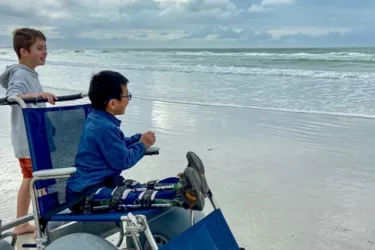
left=0, top=92, right=88, bottom=107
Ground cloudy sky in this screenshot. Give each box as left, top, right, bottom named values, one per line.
left=0, top=0, right=374, bottom=48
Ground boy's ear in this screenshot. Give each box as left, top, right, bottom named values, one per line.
left=107, top=99, right=116, bottom=110
left=20, top=48, right=29, bottom=57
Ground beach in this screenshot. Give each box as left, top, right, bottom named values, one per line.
left=0, top=47, right=375, bottom=249
left=0, top=97, right=374, bottom=249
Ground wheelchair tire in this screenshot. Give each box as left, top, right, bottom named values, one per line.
left=44, top=233, right=117, bottom=250
left=0, top=240, right=15, bottom=250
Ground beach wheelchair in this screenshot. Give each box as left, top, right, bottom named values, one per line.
left=0, top=93, right=242, bottom=250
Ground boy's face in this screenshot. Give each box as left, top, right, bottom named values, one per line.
left=107, top=84, right=130, bottom=115
left=20, top=38, right=47, bottom=68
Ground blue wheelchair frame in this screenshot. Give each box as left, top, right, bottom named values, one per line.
left=0, top=93, right=242, bottom=250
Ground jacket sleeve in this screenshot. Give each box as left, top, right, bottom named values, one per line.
left=98, top=127, right=146, bottom=171
left=124, top=133, right=142, bottom=147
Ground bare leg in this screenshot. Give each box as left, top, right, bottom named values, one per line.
left=14, top=178, right=35, bottom=235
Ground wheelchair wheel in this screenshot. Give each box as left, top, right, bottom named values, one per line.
left=0, top=240, right=15, bottom=250
left=143, top=234, right=169, bottom=249
left=44, top=233, right=117, bottom=250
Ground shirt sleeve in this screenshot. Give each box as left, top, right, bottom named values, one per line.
left=98, top=126, right=146, bottom=171
left=124, top=133, right=142, bottom=147
left=5, top=71, right=28, bottom=97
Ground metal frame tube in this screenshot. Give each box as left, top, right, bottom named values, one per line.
left=138, top=215, right=158, bottom=250
left=190, top=210, right=195, bottom=226
left=0, top=232, right=17, bottom=247
left=1, top=214, right=34, bottom=232
left=208, top=190, right=219, bottom=210
left=122, top=215, right=143, bottom=250
left=30, top=177, right=43, bottom=240
left=7, top=96, right=27, bottom=108
left=114, top=222, right=125, bottom=247
left=130, top=231, right=142, bottom=250
left=30, top=174, right=72, bottom=245
left=121, top=213, right=159, bottom=250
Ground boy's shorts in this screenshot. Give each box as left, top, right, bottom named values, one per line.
left=18, top=158, right=33, bottom=178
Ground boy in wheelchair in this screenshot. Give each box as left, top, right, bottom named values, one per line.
left=66, top=70, right=210, bottom=214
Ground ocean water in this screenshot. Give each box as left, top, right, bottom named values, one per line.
left=0, top=47, right=374, bottom=118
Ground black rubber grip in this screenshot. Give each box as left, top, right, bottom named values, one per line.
left=145, top=150, right=159, bottom=156
left=145, top=147, right=160, bottom=156
left=21, top=243, right=37, bottom=248
left=0, top=93, right=85, bottom=106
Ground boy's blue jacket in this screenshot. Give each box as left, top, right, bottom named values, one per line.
left=66, top=109, right=146, bottom=196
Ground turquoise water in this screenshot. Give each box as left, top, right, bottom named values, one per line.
left=0, top=47, right=374, bottom=117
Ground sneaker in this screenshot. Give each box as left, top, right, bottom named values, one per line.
left=186, top=151, right=210, bottom=196
left=177, top=167, right=205, bottom=211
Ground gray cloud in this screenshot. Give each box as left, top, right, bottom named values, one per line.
left=0, top=0, right=374, bottom=48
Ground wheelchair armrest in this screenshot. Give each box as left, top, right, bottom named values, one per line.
left=32, top=167, right=77, bottom=179
left=145, top=146, right=160, bottom=156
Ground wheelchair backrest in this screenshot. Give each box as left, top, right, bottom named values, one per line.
left=23, top=103, right=92, bottom=217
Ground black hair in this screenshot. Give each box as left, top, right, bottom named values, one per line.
left=88, top=70, right=128, bottom=110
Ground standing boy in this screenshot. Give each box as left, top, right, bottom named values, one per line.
left=0, top=28, right=57, bottom=235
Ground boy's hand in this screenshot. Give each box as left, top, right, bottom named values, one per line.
left=37, top=92, right=58, bottom=105
left=140, top=131, right=156, bottom=148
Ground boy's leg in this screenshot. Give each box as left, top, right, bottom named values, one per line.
left=14, top=158, right=35, bottom=235
left=86, top=179, right=180, bottom=213
left=120, top=170, right=205, bottom=210
left=87, top=169, right=205, bottom=213
left=137, top=168, right=205, bottom=210
left=123, top=168, right=205, bottom=210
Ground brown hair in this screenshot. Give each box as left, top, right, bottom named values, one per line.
left=12, top=28, right=46, bottom=59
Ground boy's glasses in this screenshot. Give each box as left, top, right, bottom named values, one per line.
left=122, top=93, right=132, bottom=100
left=104, top=93, right=132, bottom=104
